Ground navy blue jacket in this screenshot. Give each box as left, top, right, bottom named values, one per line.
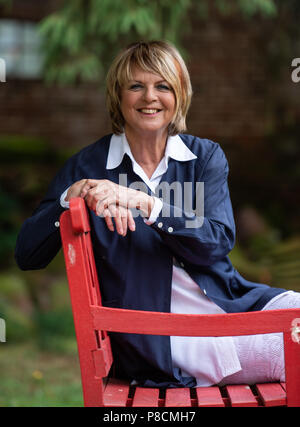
left=15, top=134, right=285, bottom=387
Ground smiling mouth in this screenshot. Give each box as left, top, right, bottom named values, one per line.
left=137, top=108, right=162, bottom=114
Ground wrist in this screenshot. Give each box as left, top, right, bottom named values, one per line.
left=137, top=193, right=154, bottom=218
left=147, top=195, right=155, bottom=218
left=60, top=188, right=70, bottom=209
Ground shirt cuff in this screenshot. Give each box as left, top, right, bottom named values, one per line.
left=60, top=188, right=70, bottom=209
left=144, top=197, right=163, bottom=225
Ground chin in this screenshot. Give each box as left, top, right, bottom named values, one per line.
left=138, top=124, right=166, bottom=133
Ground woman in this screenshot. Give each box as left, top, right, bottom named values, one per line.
left=15, top=41, right=300, bottom=388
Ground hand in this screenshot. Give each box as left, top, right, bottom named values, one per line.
left=82, top=179, right=154, bottom=218
left=65, top=179, right=137, bottom=236
left=102, top=203, right=136, bottom=236
left=80, top=179, right=155, bottom=236
left=65, top=179, right=94, bottom=201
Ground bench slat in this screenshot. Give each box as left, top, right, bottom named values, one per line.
left=225, top=385, right=258, bottom=407
left=132, top=387, right=160, bottom=407
left=196, top=386, right=225, bottom=407
left=256, top=383, right=286, bottom=406
left=165, top=388, right=191, bottom=407
left=91, top=306, right=300, bottom=337
left=103, top=378, right=130, bottom=407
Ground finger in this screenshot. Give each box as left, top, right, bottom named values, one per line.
left=115, top=205, right=136, bottom=235
left=114, top=215, right=124, bottom=236
left=108, top=204, right=124, bottom=235
left=85, top=191, right=99, bottom=213
left=80, top=183, right=92, bottom=198
left=96, top=196, right=117, bottom=217
left=66, top=179, right=88, bottom=200
left=82, top=179, right=111, bottom=199
left=85, top=183, right=109, bottom=198
left=118, top=206, right=128, bottom=236
left=80, top=179, right=99, bottom=198
left=127, top=208, right=136, bottom=232
left=85, top=190, right=110, bottom=214
left=102, top=208, right=114, bottom=232
left=80, top=188, right=91, bottom=199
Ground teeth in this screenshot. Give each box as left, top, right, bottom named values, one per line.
left=140, top=109, right=159, bottom=114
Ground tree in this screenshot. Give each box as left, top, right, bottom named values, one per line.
left=39, top=0, right=277, bottom=85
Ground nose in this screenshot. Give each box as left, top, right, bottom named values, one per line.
left=142, top=86, right=158, bottom=103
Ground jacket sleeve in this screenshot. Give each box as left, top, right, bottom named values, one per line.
left=150, top=144, right=236, bottom=266
left=15, top=160, right=76, bottom=271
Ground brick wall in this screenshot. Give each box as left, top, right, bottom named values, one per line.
left=185, top=14, right=300, bottom=145
left=0, top=4, right=299, bottom=153
left=0, top=79, right=111, bottom=149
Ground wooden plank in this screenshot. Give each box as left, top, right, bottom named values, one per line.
left=256, top=383, right=286, bottom=407
left=69, top=197, right=91, bottom=233
left=103, top=378, right=130, bottom=407
left=60, top=210, right=105, bottom=407
left=165, top=388, right=192, bottom=407
left=91, top=305, right=300, bottom=337
left=280, top=382, right=286, bottom=391
left=92, top=337, right=113, bottom=377
left=284, top=331, right=300, bottom=407
left=196, top=387, right=225, bottom=407
left=225, top=385, right=258, bottom=407
left=132, top=387, right=160, bottom=407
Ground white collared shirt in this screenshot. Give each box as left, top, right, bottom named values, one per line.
left=61, top=133, right=241, bottom=385
left=106, top=133, right=198, bottom=224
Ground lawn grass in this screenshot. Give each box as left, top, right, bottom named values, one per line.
left=0, top=340, right=83, bottom=407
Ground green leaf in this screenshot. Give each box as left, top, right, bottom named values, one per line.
left=38, top=0, right=277, bottom=85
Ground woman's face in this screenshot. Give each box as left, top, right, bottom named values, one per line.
left=120, top=66, right=176, bottom=138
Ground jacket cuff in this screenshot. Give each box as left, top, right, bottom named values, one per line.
left=150, top=202, right=204, bottom=233
left=143, top=197, right=163, bottom=225
left=60, top=188, right=70, bottom=209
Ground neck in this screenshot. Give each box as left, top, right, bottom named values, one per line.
left=124, top=127, right=168, bottom=178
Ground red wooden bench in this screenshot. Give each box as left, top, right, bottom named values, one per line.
left=59, top=198, right=300, bottom=407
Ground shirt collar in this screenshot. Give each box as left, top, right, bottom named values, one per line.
left=106, top=133, right=197, bottom=170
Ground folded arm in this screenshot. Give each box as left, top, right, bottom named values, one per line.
left=149, top=144, right=236, bottom=266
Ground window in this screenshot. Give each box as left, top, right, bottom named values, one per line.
left=0, top=19, right=43, bottom=79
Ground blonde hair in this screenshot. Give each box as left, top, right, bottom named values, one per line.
left=106, top=41, right=192, bottom=136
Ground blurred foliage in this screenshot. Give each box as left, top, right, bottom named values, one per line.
left=0, top=187, right=19, bottom=265
left=38, top=0, right=278, bottom=85
left=0, top=0, right=11, bottom=7
left=0, top=135, right=58, bottom=268
left=229, top=122, right=300, bottom=238
left=0, top=259, right=77, bottom=353
left=0, top=135, right=78, bottom=351
left=230, top=236, right=300, bottom=290
left=0, top=272, right=34, bottom=342
left=33, top=307, right=77, bottom=353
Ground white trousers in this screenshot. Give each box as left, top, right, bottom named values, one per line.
left=218, top=291, right=300, bottom=386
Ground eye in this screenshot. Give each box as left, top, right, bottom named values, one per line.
left=129, top=83, right=143, bottom=90
left=157, top=84, right=171, bottom=91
